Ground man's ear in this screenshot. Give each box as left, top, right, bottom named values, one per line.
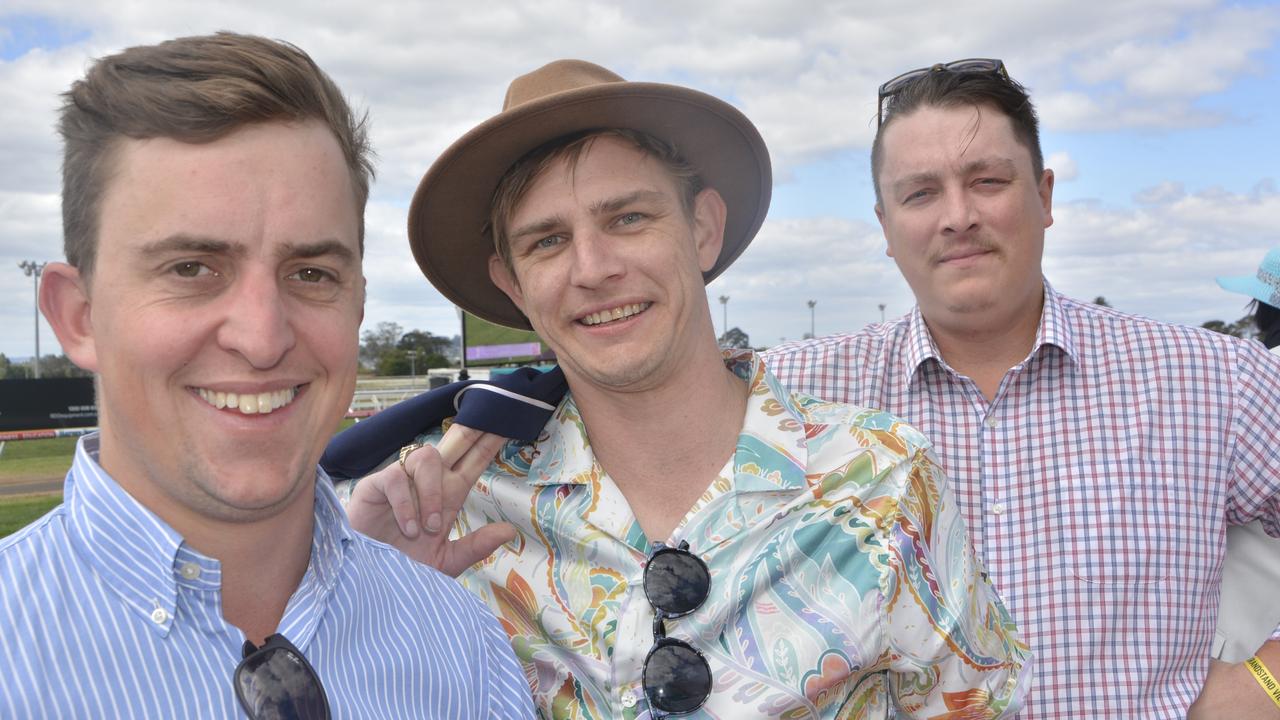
left=1039, top=168, right=1055, bottom=229
left=691, top=188, right=728, bottom=273
left=875, top=203, right=894, bottom=259
left=39, top=262, right=98, bottom=372
left=488, top=254, right=525, bottom=314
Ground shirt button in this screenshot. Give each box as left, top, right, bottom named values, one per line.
left=151, top=607, right=169, bottom=624
left=992, top=502, right=1007, bottom=515
left=985, top=416, right=999, bottom=428
left=179, top=563, right=201, bottom=580
left=621, top=691, right=637, bottom=708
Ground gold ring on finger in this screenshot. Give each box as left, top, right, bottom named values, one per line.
left=398, top=442, right=426, bottom=475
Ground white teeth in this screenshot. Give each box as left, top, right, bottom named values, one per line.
left=195, top=386, right=297, bottom=415
left=582, top=302, right=650, bottom=326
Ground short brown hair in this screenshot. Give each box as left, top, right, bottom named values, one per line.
left=59, top=31, right=374, bottom=278
left=487, top=128, right=704, bottom=271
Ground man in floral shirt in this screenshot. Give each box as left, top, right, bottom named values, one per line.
left=344, top=59, right=1030, bottom=719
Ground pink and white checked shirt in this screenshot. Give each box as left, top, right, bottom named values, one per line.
left=764, top=282, right=1280, bottom=719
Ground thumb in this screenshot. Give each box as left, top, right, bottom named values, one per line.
left=443, top=522, right=518, bottom=577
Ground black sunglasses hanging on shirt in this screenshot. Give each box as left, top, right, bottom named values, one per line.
left=641, top=540, right=713, bottom=716
left=234, top=633, right=331, bottom=720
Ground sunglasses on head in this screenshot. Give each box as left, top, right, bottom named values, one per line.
left=234, top=633, right=331, bottom=720
left=642, top=540, right=713, bottom=717
left=877, top=58, right=1009, bottom=126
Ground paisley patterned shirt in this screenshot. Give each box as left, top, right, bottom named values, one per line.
left=446, top=350, right=1029, bottom=719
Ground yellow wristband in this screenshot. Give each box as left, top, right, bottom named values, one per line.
left=1245, top=655, right=1280, bottom=711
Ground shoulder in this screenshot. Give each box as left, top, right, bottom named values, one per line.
left=1060, top=293, right=1243, bottom=352
left=786, top=390, right=936, bottom=469
left=0, top=503, right=70, bottom=573
left=766, top=321, right=906, bottom=364
left=344, top=533, right=497, bottom=619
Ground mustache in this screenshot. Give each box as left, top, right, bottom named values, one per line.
left=931, top=238, right=998, bottom=264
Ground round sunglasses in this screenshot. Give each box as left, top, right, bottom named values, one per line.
left=642, top=541, right=713, bottom=716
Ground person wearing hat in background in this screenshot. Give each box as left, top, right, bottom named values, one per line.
left=342, top=59, right=1030, bottom=718
left=1219, top=248, right=1280, bottom=355
left=1211, top=248, right=1280, bottom=672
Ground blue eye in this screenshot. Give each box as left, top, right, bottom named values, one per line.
left=534, top=235, right=564, bottom=250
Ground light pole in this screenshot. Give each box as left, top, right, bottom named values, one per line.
left=406, top=350, right=417, bottom=387
left=718, top=295, right=729, bottom=338
left=18, top=261, right=46, bottom=379
left=807, top=300, right=816, bottom=339
left=878, top=303, right=886, bottom=323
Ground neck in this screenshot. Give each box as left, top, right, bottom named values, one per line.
left=924, top=283, right=1045, bottom=402
left=187, top=500, right=315, bottom=646
left=566, top=336, right=748, bottom=541
left=110, top=465, right=316, bottom=646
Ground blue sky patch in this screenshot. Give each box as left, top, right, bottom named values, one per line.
left=0, top=14, right=89, bottom=61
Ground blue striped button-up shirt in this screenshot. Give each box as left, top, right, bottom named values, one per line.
left=0, top=433, right=533, bottom=718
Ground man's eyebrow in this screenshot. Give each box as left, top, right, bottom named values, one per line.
left=137, top=235, right=357, bottom=264
left=508, top=190, right=670, bottom=243
left=509, top=215, right=569, bottom=245
left=138, top=234, right=240, bottom=257
left=588, top=189, right=668, bottom=216
left=889, top=157, right=1020, bottom=194
left=279, top=239, right=358, bottom=263
left=962, top=157, right=1017, bottom=175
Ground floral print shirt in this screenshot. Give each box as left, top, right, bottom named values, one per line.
left=446, top=350, right=1030, bottom=719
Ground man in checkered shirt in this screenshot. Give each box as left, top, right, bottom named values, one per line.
left=765, top=60, right=1280, bottom=718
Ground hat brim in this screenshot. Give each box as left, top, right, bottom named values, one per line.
left=408, top=81, right=772, bottom=330
left=1217, top=275, right=1280, bottom=306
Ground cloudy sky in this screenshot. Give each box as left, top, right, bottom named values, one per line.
left=2, top=0, right=1278, bottom=361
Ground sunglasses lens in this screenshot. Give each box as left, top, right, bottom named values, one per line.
left=644, top=640, right=712, bottom=714
left=946, top=59, right=1000, bottom=73
left=644, top=549, right=710, bottom=616
left=235, top=647, right=329, bottom=720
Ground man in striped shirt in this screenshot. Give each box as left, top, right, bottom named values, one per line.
left=0, top=33, right=531, bottom=718
left=766, top=60, right=1280, bottom=718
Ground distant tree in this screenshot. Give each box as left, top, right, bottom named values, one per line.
left=720, top=326, right=751, bottom=349
left=359, top=321, right=403, bottom=369
left=38, top=354, right=92, bottom=378
left=397, top=330, right=452, bottom=359
left=1093, top=296, right=1111, bottom=307
left=0, top=353, right=13, bottom=379
left=1202, top=313, right=1260, bottom=341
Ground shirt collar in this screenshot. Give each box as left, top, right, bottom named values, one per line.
left=63, top=433, right=352, bottom=639
left=523, top=350, right=809, bottom=493
left=902, top=277, right=1079, bottom=387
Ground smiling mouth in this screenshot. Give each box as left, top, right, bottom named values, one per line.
left=194, top=386, right=300, bottom=415
left=580, top=302, right=651, bottom=327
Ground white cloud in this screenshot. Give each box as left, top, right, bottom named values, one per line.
left=1, top=1, right=1278, bottom=357
left=1046, top=151, right=1078, bottom=181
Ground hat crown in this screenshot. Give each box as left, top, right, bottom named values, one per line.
left=503, top=60, right=625, bottom=111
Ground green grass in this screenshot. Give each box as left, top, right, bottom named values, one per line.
left=0, top=436, right=77, bottom=481
left=0, top=494, right=62, bottom=538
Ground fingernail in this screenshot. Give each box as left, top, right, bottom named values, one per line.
left=404, top=519, right=419, bottom=537
left=425, top=512, right=442, bottom=533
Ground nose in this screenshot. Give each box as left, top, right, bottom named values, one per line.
left=568, top=230, right=625, bottom=289
left=215, top=271, right=296, bottom=370
left=940, top=187, right=979, bottom=236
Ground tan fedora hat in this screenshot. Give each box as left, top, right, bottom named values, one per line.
left=407, top=59, right=772, bottom=329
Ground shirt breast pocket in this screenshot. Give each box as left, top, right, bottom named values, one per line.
left=1057, top=468, right=1171, bottom=586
